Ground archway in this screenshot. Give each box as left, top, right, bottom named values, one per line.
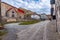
left=31, top=13, right=41, bottom=20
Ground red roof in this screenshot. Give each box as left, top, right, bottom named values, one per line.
left=17, top=9, right=24, bottom=14
left=7, top=8, right=12, bottom=11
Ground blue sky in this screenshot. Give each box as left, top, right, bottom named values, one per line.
left=2, top=0, right=51, bottom=14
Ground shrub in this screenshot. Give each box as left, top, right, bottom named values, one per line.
left=19, top=20, right=40, bottom=25
left=0, top=30, right=7, bottom=36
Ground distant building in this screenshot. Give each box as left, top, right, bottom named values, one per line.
left=46, top=15, right=51, bottom=20
left=40, top=14, right=48, bottom=20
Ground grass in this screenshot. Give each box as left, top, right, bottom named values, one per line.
left=0, top=23, right=1, bottom=26
left=0, top=20, right=40, bottom=25
left=0, top=30, right=7, bottom=40
left=0, top=23, right=4, bottom=26
left=19, top=20, right=40, bottom=25
left=0, top=38, right=2, bottom=40
left=5, top=21, right=20, bottom=24
left=0, top=30, right=7, bottom=36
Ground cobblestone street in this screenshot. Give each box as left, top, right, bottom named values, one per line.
left=2, top=20, right=60, bottom=40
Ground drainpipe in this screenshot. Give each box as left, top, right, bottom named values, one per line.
left=55, top=0, right=58, bottom=32
left=0, top=0, right=1, bottom=23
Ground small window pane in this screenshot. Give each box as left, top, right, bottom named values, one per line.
left=50, top=0, right=55, bottom=4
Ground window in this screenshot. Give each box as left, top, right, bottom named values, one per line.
left=19, top=16, right=21, bottom=18
left=12, top=14, right=14, bottom=17
left=6, top=13, right=9, bottom=17
left=51, top=8, right=54, bottom=16
left=12, top=11, right=14, bottom=17
left=50, top=0, right=55, bottom=4
left=59, top=6, right=60, bottom=10
left=12, top=11, right=14, bottom=13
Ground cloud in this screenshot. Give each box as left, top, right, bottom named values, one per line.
left=2, top=0, right=51, bottom=14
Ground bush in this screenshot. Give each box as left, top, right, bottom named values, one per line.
left=0, top=30, right=7, bottom=36
left=0, top=30, right=7, bottom=40
left=0, top=38, right=2, bottom=40
left=0, top=23, right=5, bottom=30
left=0, top=23, right=3, bottom=26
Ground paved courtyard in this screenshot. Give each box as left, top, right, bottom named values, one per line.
left=2, top=20, right=59, bottom=40
left=17, top=20, right=49, bottom=40
left=2, top=23, right=30, bottom=40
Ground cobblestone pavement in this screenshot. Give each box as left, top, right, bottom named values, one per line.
left=2, top=21, right=50, bottom=40
left=43, top=20, right=57, bottom=40
left=16, top=21, right=49, bottom=40
left=44, top=20, right=60, bottom=40
left=2, top=23, right=30, bottom=40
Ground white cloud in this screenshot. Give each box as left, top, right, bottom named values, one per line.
left=2, top=0, right=51, bottom=14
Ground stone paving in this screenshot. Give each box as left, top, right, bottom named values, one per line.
left=44, top=20, right=60, bottom=40
left=2, top=20, right=60, bottom=40
left=43, top=20, right=57, bottom=40
left=2, top=21, right=49, bottom=40
left=2, top=23, right=30, bottom=40
left=16, top=21, right=49, bottom=40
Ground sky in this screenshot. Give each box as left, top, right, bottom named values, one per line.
left=1, top=0, right=51, bottom=14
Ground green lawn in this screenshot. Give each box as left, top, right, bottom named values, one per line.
left=0, top=30, right=7, bottom=36
left=19, top=20, right=40, bottom=25
left=0, top=30, right=7, bottom=40
left=0, top=23, right=4, bottom=26
left=0, top=20, right=40, bottom=25
left=0, top=38, right=2, bottom=40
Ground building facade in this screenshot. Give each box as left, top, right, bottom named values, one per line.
left=1, top=2, right=26, bottom=22
left=1, top=2, right=19, bottom=22
left=51, top=0, right=60, bottom=34
left=55, top=0, right=60, bottom=18
left=1, top=2, right=36, bottom=22
left=50, top=0, right=55, bottom=19
left=55, top=0, right=60, bottom=34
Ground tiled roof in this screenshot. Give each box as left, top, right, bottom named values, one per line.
left=17, top=9, right=24, bottom=14
left=1, top=2, right=34, bottom=14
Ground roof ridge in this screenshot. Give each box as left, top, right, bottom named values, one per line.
left=1, top=2, right=18, bottom=9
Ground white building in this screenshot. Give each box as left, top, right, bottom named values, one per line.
left=55, top=0, right=60, bottom=34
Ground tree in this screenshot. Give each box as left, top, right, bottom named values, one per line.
left=0, top=0, right=4, bottom=30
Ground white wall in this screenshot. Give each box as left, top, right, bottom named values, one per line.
left=7, top=9, right=18, bottom=18
left=31, top=15, right=40, bottom=19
